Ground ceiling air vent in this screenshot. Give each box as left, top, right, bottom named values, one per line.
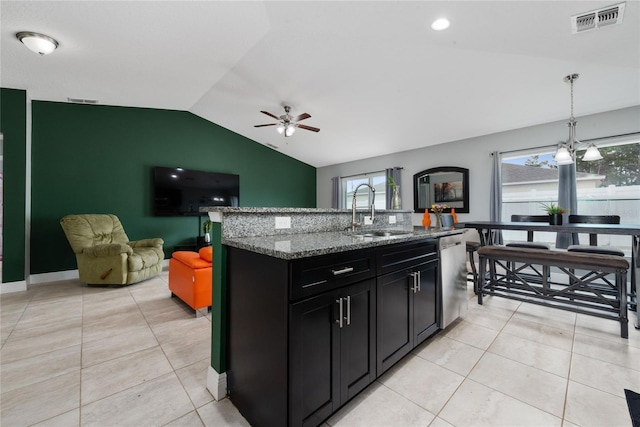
left=572, top=2, right=625, bottom=33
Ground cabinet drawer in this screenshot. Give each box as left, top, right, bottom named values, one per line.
left=290, top=249, right=375, bottom=301
left=378, top=239, right=437, bottom=275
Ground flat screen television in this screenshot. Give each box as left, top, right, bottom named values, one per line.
left=153, top=166, right=240, bottom=216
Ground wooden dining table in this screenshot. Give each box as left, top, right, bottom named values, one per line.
left=461, top=221, right=640, bottom=329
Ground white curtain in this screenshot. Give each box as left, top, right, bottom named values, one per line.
left=331, top=176, right=341, bottom=209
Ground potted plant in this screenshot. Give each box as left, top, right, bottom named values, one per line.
left=540, top=202, right=568, bottom=225
left=388, top=174, right=401, bottom=209
left=202, top=219, right=213, bottom=243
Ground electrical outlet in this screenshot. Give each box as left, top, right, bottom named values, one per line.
left=275, top=216, right=291, bottom=229
left=388, top=215, right=396, bottom=224
left=363, top=216, right=373, bottom=225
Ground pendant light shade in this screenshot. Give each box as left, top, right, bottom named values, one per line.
left=582, top=143, right=603, bottom=161
left=16, top=32, right=59, bottom=55
left=554, top=145, right=574, bottom=165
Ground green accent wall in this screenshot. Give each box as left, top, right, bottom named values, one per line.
left=1, top=88, right=27, bottom=283
left=31, top=101, right=316, bottom=274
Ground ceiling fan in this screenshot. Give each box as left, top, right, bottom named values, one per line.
left=254, top=105, right=320, bottom=137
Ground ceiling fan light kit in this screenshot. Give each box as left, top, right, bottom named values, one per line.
left=254, top=105, right=320, bottom=137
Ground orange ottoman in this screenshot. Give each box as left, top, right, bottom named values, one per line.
left=169, top=246, right=213, bottom=316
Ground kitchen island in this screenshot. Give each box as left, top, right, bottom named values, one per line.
left=201, top=207, right=467, bottom=427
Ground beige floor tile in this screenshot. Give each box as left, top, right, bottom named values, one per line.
left=0, top=325, right=82, bottom=364
left=573, top=332, right=640, bottom=371
left=438, top=379, right=561, bottom=426
left=164, top=410, right=205, bottom=426
left=569, top=352, right=640, bottom=398
left=502, top=316, right=574, bottom=351
left=82, top=307, right=149, bottom=343
left=460, top=303, right=513, bottom=331
left=80, top=372, right=193, bottom=426
left=488, top=332, right=571, bottom=378
left=82, top=293, right=139, bottom=320
left=0, top=370, right=80, bottom=426
left=9, top=314, right=82, bottom=341
left=475, top=295, right=522, bottom=313
left=575, top=312, right=640, bottom=349
left=151, top=315, right=211, bottom=345
left=81, top=323, right=158, bottom=367
left=327, top=381, right=435, bottom=427
left=162, top=332, right=212, bottom=370
left=17, top=296, right=83, bottom=325
left=28, top=282, right=84, bottom=303
left=412, top=334, right=484, bottom=376
left=197, top=398, right=252, bottom=427
left=513, top=302, right=577, bottom=332
left=428, top=417, right=454, bottom=427
left=468, top=352, right=567, bottom=417
left=175, top=358, right=215, bottom=408
left=379, top=354, right=464, bottom=414
left=0, top=344, right=81, bottom=394
left=441, top=319, right=499, bottom=350
left=564, top=380, right=632, bottom=427
left=81, top=345, right=174, bottom=404
left=197, top=399, right=250, bottom=427
left=31, top=408, right=80, bottom=427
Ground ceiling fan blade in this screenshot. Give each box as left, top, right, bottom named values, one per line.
left=297, top=124, right=320, bottom=133
left=292, top=113, right=311, bottom=122
left=260, top=110, right=280, bottom=120
left=254, top=123, right=277, bottom=127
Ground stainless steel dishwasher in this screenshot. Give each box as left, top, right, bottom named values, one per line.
left=439, top=233, right=468, bottom=328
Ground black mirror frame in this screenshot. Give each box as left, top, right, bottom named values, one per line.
left=413, top=166, right=469, bottom=213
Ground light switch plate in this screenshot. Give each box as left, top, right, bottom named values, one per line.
left=388, top=215, right=396, bottom=224
left=275, top=216, right=291, bottom=229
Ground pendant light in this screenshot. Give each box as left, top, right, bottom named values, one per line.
left=553, top=74, right=603, bottom=165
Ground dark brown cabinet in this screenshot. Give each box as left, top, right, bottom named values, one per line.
left=376, top=241, right=438, bottom=375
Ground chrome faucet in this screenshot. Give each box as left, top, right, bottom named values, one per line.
left=351, top=183, right=375, bottom=231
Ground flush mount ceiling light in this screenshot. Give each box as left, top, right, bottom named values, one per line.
left=553, top=73, right=603, bottom=165
left=16, top=31, right=59, bottom=55
left=431, top=18, right=450, bottom=31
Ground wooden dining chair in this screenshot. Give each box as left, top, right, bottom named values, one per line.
left=567, top=215, right=622, bottom=249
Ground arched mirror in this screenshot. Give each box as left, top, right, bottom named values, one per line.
left=413, top=166, right=469, bottom=213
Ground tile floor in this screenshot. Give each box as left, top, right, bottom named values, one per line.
left=1, top=271, right=638, bottom=426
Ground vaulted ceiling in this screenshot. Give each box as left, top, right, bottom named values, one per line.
left=2, top=1, right=638, bottom=167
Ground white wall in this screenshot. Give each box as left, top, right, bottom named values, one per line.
left=317, top=106, right=640, bottom=226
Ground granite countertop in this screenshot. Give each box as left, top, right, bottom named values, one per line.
left=222, top=228, right=465, bottom=260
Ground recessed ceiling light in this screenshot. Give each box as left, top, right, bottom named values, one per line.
left=431, top=18, right=450, bottom=31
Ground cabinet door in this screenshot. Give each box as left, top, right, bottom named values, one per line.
left=413, top=259, right=439, bottom=346
left=376, top=268, right=413, bottom=375
left=290, top=291, right=340, bottom=427
left=339, top=279, right=376, bottom=403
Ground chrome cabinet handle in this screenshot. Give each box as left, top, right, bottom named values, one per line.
left=336, top=298, right=343, bottom=328
left=346, top=295, right=351, bottom=326
left=332, top=267, right=354, bottom=276
left=417, top=271, right=421, bottom=292
left=409, top=272, right=418, bottom=293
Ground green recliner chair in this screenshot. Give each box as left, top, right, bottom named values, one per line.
left=60, top=214, right=164, bottom=286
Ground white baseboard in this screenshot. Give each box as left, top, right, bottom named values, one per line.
left=206, top=366, right=227, bottom=401
left=29, top=269, right=79, bottom=284
left=0, top=280, right=28, bottom=294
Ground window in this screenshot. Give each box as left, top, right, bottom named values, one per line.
left=341, top=172, right=387, bottom=210
left=501, top=136, right=639, bottom=249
